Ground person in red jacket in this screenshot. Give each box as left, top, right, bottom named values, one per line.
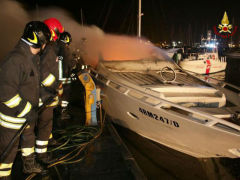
left=0, top=21, right=51, bottom=179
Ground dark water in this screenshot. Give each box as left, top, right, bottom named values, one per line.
left=225, top=57, right=240, bottom=87
left=115, top=56, right=240, bottom=180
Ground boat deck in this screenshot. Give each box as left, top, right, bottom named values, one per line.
left=115, top=71, right=207, bottom=86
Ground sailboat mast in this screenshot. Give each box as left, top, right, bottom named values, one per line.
left=137, top=0, right=141, bottom=37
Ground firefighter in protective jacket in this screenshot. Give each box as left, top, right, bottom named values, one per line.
left=35, top=18, right=65, bottom=164
left=0, top=21, right=51, bottom=179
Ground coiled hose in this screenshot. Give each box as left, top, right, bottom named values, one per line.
left=26, top=103, right=106, bottom=180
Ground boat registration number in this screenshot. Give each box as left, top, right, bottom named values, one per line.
left=139, top=107, right=180, bottom=128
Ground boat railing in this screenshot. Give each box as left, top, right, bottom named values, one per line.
left=206, top=77, right=240, bottom=98
left=90, top=68, right=240, bottom=134
left=192, top=73, right=240, bottom=95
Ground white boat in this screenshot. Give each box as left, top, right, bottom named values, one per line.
left=90, top=56, right=240, bottom=158
left=168, top=32, right=227, bottom=75
left=178, top=47, right=227, bottom=74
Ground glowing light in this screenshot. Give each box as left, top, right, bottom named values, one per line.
left=205, top=43, right=216, bottom=48
left=172, top=41, right=177, bottom=47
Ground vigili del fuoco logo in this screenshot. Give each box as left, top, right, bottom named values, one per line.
left=213, top=11, right=237, bottom=39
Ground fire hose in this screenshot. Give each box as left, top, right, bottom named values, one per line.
left=25, top=97, right=106, bottom=180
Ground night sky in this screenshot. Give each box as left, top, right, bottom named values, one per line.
left=17, top=0, right=240, bottom=44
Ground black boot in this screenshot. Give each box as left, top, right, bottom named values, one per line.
left=22, top=154, right=43, bottom=174
left=37, top=153, right=56, bottom=165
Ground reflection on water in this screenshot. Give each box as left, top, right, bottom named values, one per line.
left=115, top=56, right=240, bottom=180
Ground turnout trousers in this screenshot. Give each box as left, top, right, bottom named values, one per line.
left=35, top=107, right=54, bottom=154
left=0, top=119, right=36, bottom=178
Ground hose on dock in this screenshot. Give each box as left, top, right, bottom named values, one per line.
left=25, top=103, right=106, bottom=180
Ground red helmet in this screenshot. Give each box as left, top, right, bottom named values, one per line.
left=44, top=18, right=64, bottom=41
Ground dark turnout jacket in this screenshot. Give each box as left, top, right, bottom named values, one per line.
left=40, top=43, right=60, bottom=106
left=0, top=40, right=40, bottom=130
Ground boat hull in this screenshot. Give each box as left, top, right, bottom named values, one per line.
left=179, top=59, right=227, bottom=74
left=91, top=62, right=240, bottom=158
left=100, top=82, right=240, bottom=158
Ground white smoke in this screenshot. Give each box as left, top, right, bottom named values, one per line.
left=0, top=0, right=30, bottom=60
left=31, top=7, right=172, bottom=67
left=0, top=3, right=171, bottom=66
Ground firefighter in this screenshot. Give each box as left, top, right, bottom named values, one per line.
left=59, top=31, right=73, bottom=79
left=35, top=18, right=65, bottom=164
left=58, top=31, right=74, bottom=120
left=0, top=21, right=51, bottom=179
